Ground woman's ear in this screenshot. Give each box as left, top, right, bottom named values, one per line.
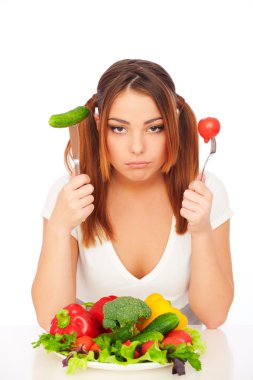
left=94, top=113, right=99, bottom=131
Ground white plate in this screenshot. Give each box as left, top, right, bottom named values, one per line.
left=55, top=352, right=171, bottom=371
left=87, top=361, right=170, bottom=371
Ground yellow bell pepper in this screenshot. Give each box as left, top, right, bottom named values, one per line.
left=167, top=307, right=188, bottom=330
left=139, top=293, right=188, bottom=331
left=145, top=293, right=164, bottom=305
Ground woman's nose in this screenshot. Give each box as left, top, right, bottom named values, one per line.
left=129, top=133, right=145, bottom=154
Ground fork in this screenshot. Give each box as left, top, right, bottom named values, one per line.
left=200, top=138, right=217, bottom=181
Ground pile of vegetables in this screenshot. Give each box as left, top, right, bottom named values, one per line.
left=32, top=293, right=206, bottom=376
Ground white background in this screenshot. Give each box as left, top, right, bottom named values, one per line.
left=0, top=0, right=252, bottom=326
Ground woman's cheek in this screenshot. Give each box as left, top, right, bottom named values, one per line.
left=107, top=139, right=126, bottom=169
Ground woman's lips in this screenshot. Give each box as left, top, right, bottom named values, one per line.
left=126, top=161, right=150, bottom=169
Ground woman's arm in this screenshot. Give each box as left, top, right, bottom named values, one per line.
left=180, top=175, right=234, bottom=328
left=31, top=218, right=78, bottom=332
left=188, top=220, right=234, bottom=328
left=32, top=174, right=94, bottom=331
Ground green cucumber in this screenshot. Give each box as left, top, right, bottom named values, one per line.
left=130, top=331, right=164, bottom=344
left=98, top=325, right=134, bottom=344
left=133, top=313, right=179, bottom=342
left=49, top=106, right=89, bottom=128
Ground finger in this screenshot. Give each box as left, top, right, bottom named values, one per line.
left=181, top=199, right=202, bottom=213
left=180, top=207, right=195, bottom=220
left=196, top=173, right=206, bottom=183
left=79, top=194, right=94, bottom=208
left=188, top=179, right=209, bottom=196
left=183, top=189, right=210, bottom=209
left=75, top=184, right=94, bottom=199
left=183, top=189, right=203, bottom=203
left=79, top=203, right=95, bottom=222
left=68, top=174, right=91, bottom=190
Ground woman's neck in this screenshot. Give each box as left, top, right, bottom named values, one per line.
left=108, top=170, right=168, bottom=202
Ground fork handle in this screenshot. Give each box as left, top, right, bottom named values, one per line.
left=73, top=159, right=80, bottom=175
left=200, top=154, right=211, bottom=181
left=200, top=137, right=217, bottom=181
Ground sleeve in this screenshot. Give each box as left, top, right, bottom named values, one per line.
left=41, top=175, right=78, bottom=240
left=205, top=171, right=234, bottom=230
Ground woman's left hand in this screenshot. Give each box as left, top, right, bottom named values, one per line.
left=180, top=174, right=213, bottom=235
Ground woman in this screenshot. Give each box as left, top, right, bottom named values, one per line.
left=32, top=59, right=234, bottom=332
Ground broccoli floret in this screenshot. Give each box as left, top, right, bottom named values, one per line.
left=102, top=296, right=151, bottom=330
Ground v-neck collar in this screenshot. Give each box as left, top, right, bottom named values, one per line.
left=104, top=215, right=176, bottom=283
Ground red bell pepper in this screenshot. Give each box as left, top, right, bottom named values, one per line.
left=50, top=303, right=99, bottom=338
left=89, top=295, right=117, bottom=331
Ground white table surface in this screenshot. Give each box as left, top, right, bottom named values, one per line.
left=1, top=324, right=253, bottom=380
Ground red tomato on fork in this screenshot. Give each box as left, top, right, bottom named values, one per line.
left=198, top=117, right=220, bottom=143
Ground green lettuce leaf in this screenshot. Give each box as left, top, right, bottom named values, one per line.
left=185, top=327, right=207, bottom=355
left=168, top=343, right=202, bottom=371
left=90, top=340, right=168, bottom=366
left=93, top=334, right=111, bottom=350
left=120, top=341, right=167, bottom=365
left=31, top=332, right=76, bottom=352
left=67, top=353, right=88, bottom=374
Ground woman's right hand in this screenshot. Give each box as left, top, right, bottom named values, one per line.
left=49, top=173, right=95, bottom=233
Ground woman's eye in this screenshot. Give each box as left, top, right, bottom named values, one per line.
left=108, top=125, right=164, bottom=134
left=109, top=126, right=126, bottom=134
left=148, top=125, right=164, bottom=133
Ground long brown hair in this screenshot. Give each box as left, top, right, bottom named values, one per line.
left=64, top=59, right=199, bottom=247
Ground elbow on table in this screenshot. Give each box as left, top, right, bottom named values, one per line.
left=33, top=307, right=51, bottom=333
left=203, top=312, right=228, bottom=329
left=201, top=296, right=234, bottom=329
left=31, top=287, right=51, bottom=333
left=36, top=316, right=51, bottom=333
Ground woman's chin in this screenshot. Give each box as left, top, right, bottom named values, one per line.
left=124, top=171, right=163, bottom=184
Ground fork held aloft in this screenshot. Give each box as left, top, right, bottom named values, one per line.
left=200, top=138, right=217, bottom=181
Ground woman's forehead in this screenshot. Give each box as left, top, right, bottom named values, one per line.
left=109, top=89, right=161, bottom=119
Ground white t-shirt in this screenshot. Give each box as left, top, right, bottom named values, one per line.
left=41, top=171, right=233, bottom=323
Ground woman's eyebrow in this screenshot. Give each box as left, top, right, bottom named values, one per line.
left=108, top=117, right=163, bottom=125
